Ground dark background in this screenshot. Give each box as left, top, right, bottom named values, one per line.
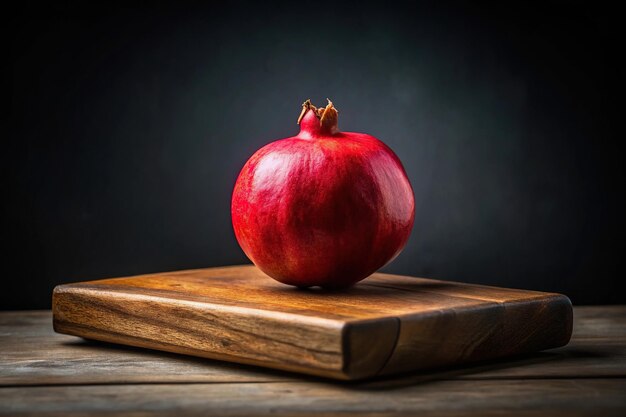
left=6, top=1, right=623, bottom=309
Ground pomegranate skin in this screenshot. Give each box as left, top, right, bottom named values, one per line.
left=231, top=101, right=414, bottom=288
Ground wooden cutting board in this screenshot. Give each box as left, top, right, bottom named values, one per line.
left=52, top=265, right=572, bottom=380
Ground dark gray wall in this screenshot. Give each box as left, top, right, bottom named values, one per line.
left=6, top=1, right=623, bottom=309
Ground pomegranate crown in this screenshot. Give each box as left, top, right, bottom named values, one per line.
left=297, top=98, right=339, bottom=135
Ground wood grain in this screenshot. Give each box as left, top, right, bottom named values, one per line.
left=1, top=307, right=625, bottom=416
left=1, top=308, right=624, bottom=386
left=52, top=265, right=572, bottom=380
left=1, top=380, right=625, bottom=416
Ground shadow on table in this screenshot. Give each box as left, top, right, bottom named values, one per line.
left=62, top=338, right=608, bottom=390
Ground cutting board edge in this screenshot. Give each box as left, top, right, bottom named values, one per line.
left=378, top=292, right=573, bottom=376
left=52, top=283, right=354, bottom=380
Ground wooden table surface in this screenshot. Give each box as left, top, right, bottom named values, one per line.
left=1, top=306, right=625, bottom=416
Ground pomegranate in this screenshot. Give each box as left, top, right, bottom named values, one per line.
left=231, top=99, right=415, bottom=288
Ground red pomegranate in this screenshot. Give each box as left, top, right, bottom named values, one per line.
left=231, top=99, right=415, bottom=288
